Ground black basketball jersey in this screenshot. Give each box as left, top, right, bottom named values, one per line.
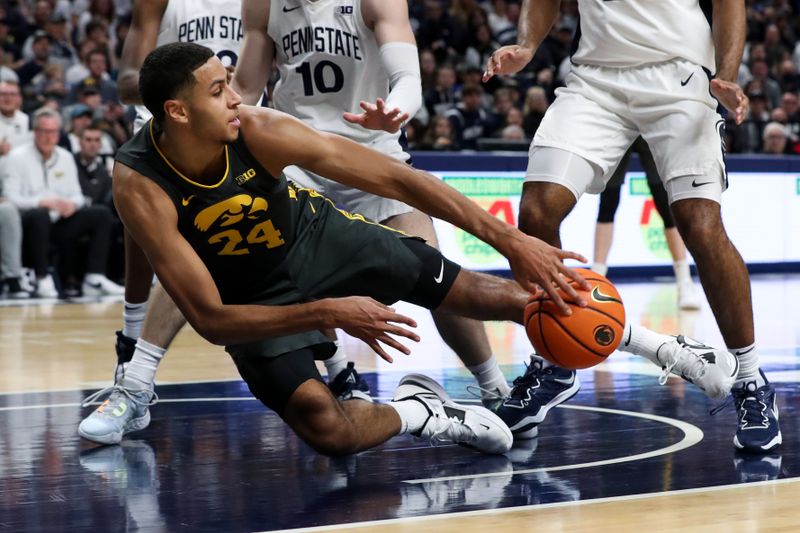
left=115, top=121, right=306, bottom=304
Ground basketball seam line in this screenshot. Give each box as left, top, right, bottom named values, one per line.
left=539, top=310, right=610, bottom=360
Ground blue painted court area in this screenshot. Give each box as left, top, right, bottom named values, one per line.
left=0, top=362, right=795, bottom=532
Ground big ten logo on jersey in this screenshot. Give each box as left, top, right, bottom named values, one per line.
left=335, top=5, right=353, bottom=15
left=177, top=15, right=243, bottom=67
left=194, top=194, right=285, bottom=256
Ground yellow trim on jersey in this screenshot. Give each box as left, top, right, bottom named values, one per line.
left=148, top=120, right=229, bottom=189
left=291, top=183, right=413, bottom=238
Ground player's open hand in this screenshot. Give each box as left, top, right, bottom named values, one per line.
left=711, top=79, right=749, bottom=125
left=343, top=98, right=410, bottom=133
left=483, top=45, right=535, bottom=82
left=505, top=235, right=590, bottom=315
left=336, top=296, right=420, bottom=362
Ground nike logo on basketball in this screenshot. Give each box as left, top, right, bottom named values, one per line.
left=282, top=5, right=301, bottom=11
left=434, top=259, right=444, bottom=284
left=681, top=73, right=694, bottom=86
left=691, top=179, right=714, bottom=187
left=181, top=195, right=195, bottom=206
left=591, top=286, right=621, bottom=304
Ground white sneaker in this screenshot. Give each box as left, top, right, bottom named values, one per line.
left=36, top=274, right=59, bottom=298
left=83, top=274, right=125, bottom=296
left=677, top=281, right=702, bottom=310
left=393, top=373, right=512, bottom=454
left=79, top=385, right=157, bottom=445
left=656, top=335, right=738, bottom=400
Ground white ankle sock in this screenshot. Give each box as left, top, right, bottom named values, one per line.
left=389, top=399, right=430, bottom=434
left=592, top=263, right=608, bottom=276
left=123, top=339, right=166, bottom=390
left=467, top=356, right=510, bottom=396
left=617, top=323, right=672, bottom=366
left=730, top=343, right=764, bottom=386
left=122, top=300, right=148, bottom=340
left=324, top=342, right=348, bottom=379
left=673, top=260, right=691, bottom=285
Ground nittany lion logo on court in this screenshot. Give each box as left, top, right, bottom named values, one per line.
left=594, top=325, right=615, bottom=347
left=194, top=194, right=285, bottom=255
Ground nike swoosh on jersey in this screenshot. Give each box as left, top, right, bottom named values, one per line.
left=691, top=179, right=714, bottom=187
left=181, top=195, right=195, bottom=206
left=681, top=72, right=694, bottom=86
left=434, top=259, right=445, bottom=284
left=282, top=5, right=301, bottom=12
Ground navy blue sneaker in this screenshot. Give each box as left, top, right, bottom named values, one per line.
left=495, top=355, right=580, bottom=439
left=329, top=362, right=372, bottom=402
left=114, top=331, right=137, bottom=385
left=732, top=370, right=782, bottom=453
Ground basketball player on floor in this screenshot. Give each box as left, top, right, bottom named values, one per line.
left=109, top=0, right=248, bottom=390
left=87, top=0, right=509, bottom=434
left=233, top=0, right=506, bottom=404
left=89, top=42, right=598, bottom=455
left=484, top=0, right=780, bottom=452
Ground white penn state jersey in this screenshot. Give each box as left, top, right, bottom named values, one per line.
left=571, top=0, right=715, bottom=73
left=134, top=0, right=244, bottom=131
left=268, top=0, right=401, bottom=154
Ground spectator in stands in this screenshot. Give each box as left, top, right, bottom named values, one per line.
left=500, top=124, right=525, bottom=140
left=28, top=62, right=67, bottom=107
left=522, top=85, right=548, bottom=137
left=2, top=107, right=123, bottom=298
left=751, top=59, right=782, bottom=109
left=445, top=83, right=492, bottom=149
left=777, top=59, right=800, bottom=93
left=76, top=0, right=116, bottom=45
left=65, top=41, right=96, bottom=87
left=0, top=81, right=31, bottom=151
left=464, top=23, right=497, bottom=71
left=419, top=48, right=438, bottom=93
left=424, top=63, right=458, bottom=116
left=762, top=121, right=795, bottom=155
left=421, top=114, right=458, bottom=150
left=22, top=13, right=75, bottom=71
left=66, top=103, right=115, bottom=161
left=74, top=122, right=113, bottom=210
left=781, top=91, right=800, bottom=139
left=15, top=31, right=51, bottom=87
left=66, top=50, right=117, bottom=104
left=0, top=17, right=21, bottom=63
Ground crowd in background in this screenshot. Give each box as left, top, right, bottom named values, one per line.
left=0, top=0, right=798, bottom=299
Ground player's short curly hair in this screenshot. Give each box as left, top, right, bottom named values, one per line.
left=139, top=42, right=215, bottom=124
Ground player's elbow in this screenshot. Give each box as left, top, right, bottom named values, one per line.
left=186, top=309, right=229, bottom=346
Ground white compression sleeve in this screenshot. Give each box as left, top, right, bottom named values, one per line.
left=379, top=42, right=422, bottom=118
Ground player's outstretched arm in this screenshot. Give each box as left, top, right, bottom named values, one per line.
left=112, top=162, right=419, bottom=352
left=483, top=0, right=561, bottom=82
left=117, top=0, right=169, bottom=104
left=231, top=0, right=275, bottom=105
left=710, top=0, right=749, bottom=125
left=342, top=0, right=421, bottom=133
left=247, top=109, right=589, bottom=313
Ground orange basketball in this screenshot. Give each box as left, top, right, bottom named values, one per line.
left=524, top=268, right=626, bottom=369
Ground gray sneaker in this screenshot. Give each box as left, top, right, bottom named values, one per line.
left=79, top=385, right=157, bottom=445
left=393, top=373, right=512, bottom=455
left=656, top=335, right=738, bottom=400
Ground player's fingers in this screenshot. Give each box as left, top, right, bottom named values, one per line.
left=554, top=272, right=586, bottom=307
left=368, top=341, right=394, bottom=363
left=376, top=98, right=385, bottom=110
left=557, top=249, right=587, bottom=264
left=396, top=112, right=410, bottom=124
left=384, top=322, right=420, bottom=342
left=540, top=279, right=572, bottom=316
left=378, top=335, right=412, bottom=355
left=384, top=311, right=417, bottom=328
left=558, top=262, right=591, bottom=291
left=342, top=112, right=365, bottom=124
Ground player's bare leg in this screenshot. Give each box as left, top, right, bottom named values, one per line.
left=385, top=209, right=509, bottom=403
left=283, top=377, right=511, bottom=457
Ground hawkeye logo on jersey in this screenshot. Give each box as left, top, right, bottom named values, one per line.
left=336, top=5, right=353, bottom=15
left=194, top=194, right=285, bottom=255
left=234, top=168, right=256, bottom=186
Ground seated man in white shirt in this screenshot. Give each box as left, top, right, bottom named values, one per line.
left=2, top=107, right=123, bottom=298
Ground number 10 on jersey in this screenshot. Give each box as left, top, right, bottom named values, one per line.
left=296, top=61, right=344, bottom=96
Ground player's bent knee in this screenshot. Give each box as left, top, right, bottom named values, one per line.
left=284, top=385, right=360, bottom=457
